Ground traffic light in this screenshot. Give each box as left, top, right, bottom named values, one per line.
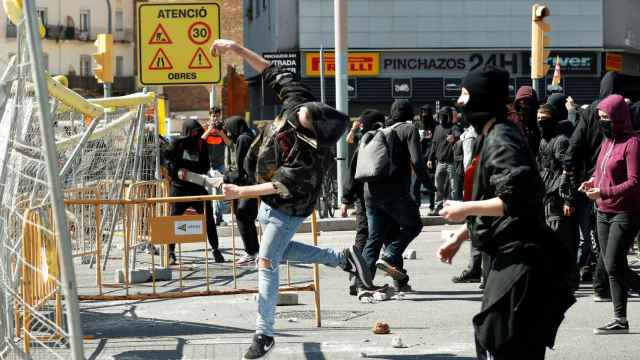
left=93, top=33, right=113, bottom=83
left=531, top=4, right=551, bottom=80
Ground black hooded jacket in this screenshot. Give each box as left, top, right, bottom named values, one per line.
left=566, top=71, right=623, bottom=182
left=223, top=116, right=255, bottom=186
left=537, top=107, right=571, bottom=206
left=245, top=65, right=349, bottom=217
left=429, top=107, right=462, bottom=163
left=165, top=119, right=211, bottom=191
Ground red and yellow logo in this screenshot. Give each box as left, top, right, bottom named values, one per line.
left=305, top=52, right=379, bottom=77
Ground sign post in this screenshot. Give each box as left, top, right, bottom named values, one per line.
left=137, top=2, right=221, bottom=86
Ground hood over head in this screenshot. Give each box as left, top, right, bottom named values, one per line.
left=514, top=86, right=539, bottom=109
left=546, top=93, right=568, bottom=121
left=437, top=107, right=454, bottom=126
left=359, top=109, right=385, bottom=133
left=599, top=71, right=624, bottom=100
left=299, top=102, right=350, bottom=148
left=461, top=65, right=510, bottom=132
left=181, top=118, right=205, bottom=138
left=224, top=116, right=252, bottom=142
left=597, top=94, right=633, bottom=139
left=387, top=99, right=414, bottom=126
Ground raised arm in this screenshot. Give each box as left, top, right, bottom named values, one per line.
left=210, top=39, right=270, bottom=73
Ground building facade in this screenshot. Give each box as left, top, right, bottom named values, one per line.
left=245, top=0, right=640, bottom=118
left=1, top=0, right=137, bottom=96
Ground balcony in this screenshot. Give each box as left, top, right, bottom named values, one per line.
left=6, top=23, right=17, bottom=38
left=114, top=29, right=134, bottom=43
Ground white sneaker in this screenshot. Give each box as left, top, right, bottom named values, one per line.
left=235, top=254, right=256, bottom=267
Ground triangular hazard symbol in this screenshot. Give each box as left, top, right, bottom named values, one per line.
left=148, top=23, right=172, bottom=44
left=148, top=48, right=173, bottom=70
left=188, top=48, right=213, bottom=69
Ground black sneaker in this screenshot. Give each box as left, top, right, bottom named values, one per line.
left=243, top=334, right=275, bottom=359
left=376, top=258, right=409, bottom=282
left=168, top=252, right=177, bottom=266
left=452, top=270, right=481, bottom=284
left=213, top=249, right=225, bottom=263
left=342, top=245, right=374, bottom=289
left=593, top=319, right=629, bottom=335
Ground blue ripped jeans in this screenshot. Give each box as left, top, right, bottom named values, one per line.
left=255, top=202, right=346, bottom=336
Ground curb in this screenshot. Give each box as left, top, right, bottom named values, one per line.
left=215, top=216, right=450, bottom=237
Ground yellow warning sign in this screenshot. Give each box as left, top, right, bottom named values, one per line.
left=137, top=2, right=221, bottom=85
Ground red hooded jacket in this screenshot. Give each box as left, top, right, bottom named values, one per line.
left=593, top=94, right=640, bottom=214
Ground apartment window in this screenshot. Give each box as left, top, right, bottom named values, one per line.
left=255, top=0, right=260, bottom=17
left=115, top=9, right=124, bottom=32
left=115, top=56, right=124, bottom=77
left=80, top=55, right=91, bottom=76
left=37, top=7, right=48, bottom=26
left=79, top=10, right=90, bottom=32
left=263, top=0, right=268, bottom=10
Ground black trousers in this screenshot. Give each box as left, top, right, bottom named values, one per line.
left=232, top=198, right=259, bottom=256
left=466, top=244, right=489, bottom=279
left=596, top=211, right=640, bottom=319
left=545, top=198, right=580, bottom=290
left=169, top=185, right=218, bottom=253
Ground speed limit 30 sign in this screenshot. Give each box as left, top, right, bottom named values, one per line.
left=137, top=2, right=221, bottom=85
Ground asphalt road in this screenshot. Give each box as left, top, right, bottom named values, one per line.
left=80, top=225, right=640, bottom=359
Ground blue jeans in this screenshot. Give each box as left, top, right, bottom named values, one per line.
left=364, top=193, right=423, bottom=274
left=255, top=202, right=346, bottom=336
left=212, top=164, right=226, bottom=222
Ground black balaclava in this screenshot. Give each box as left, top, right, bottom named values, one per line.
left=387, top=99, right=414, bottom=126
left=546, top=93, right=568, bottom=121
left=223, top=116, right=251, bottom=142
left=599, top=71, right=624, bottom=100
left=460, top=65, right=510, bottom=133
left=437, top=107, right=453, bottom=127
left=420, top=104, right=435, bottom=132
left=537, top=103, right=558, bottom=140
left=180, top=119, right=205, bottom=150
left=359, top=109, right=385, bottom=133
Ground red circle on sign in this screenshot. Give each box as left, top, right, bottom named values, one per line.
left=188, top=21, right=212, bottom=45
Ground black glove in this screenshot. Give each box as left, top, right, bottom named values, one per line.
left=558, top=172, right=575, bottom=202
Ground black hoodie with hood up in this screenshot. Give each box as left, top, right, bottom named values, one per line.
left=244, top=65, right=349, bottom=217
left=566, top=71, right=624, bottom=182
left=165, top=119, right=211, bottom=192
left=223, top=116, right=255, bottom=185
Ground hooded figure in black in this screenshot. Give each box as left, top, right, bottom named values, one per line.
left=341, top=109, right=395, bottom=294
left=437, top=65, right=575, bottom=360
left=537, top=103, right=579, bottom=290
left=361, top=99, right=426, bottom=292
left=166, top=119, right=222, bottom=263
left=418, top=104, right=437, bottom=210
left=428, top=106, right=463, bottom=207
left=220, top=116, right=259, bottom=261
left=566, top=71, right=624, bottom=297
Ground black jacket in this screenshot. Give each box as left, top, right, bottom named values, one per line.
left=165, top=119, right=210, bottom=193
left=245, top=65, right=348, bottom=217
left=429, top=123, right=462, bottom=163
left=468, top=120, right=574, bottom=353
left=538, top=134, right=571, bottom=203
left=566, top=72, right=623, bottom=183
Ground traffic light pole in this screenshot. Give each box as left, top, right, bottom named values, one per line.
left=532, top=79, right=542, bottom=102
left=334, top=0, right=348, bottom=204
left=104, top=0, right=112, bottom=98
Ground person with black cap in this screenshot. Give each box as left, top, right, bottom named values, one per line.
left=165, top=119, right=224, bottom=264
left=220, top=115, right=260, bottom=267
left=428, top=106, right=462, bottom=212
left=437, top=65, right=575, bottom=360
left=210, top=39, right=374, bottom=360
left=566, top=71, right=624, bottom=300
left=341, top=109, right=395, bottom=295
left=361, top=99, right=427, bottom=293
